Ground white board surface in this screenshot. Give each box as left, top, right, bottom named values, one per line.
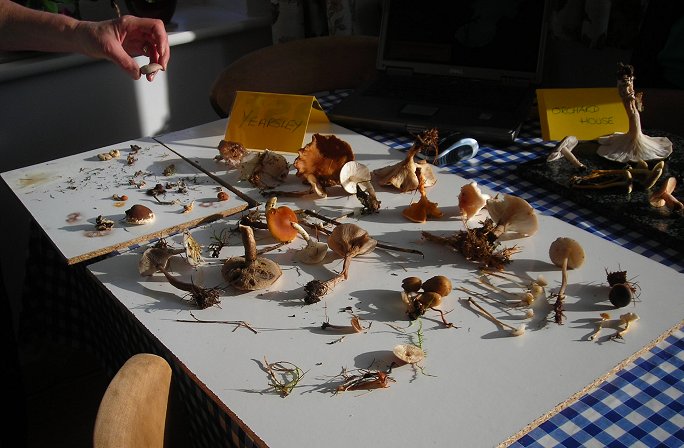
left=90, top=124, right=684, bottom=448
left=1, top=138, right=249, bottom=264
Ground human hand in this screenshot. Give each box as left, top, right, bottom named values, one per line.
left=78, top=15, right=170, bottom=81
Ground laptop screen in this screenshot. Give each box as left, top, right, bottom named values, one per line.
left=379, top=0, right=548, bottom=83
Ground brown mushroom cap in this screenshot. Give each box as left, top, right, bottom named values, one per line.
left=549, top=237, right=585, bottom=270
left=266, top=205, right=299, bottom=242
left=421, top=275, right=452, bottom=297
left=125, top=204, right=155, bottom=225
left=293, top=134, right=354, bottom=186
left=327, top=223, right=377, bottom=259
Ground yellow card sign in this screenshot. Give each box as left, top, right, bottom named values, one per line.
left=536, top=87, right=629, bottom=141
left=225, top=91, right=329, bottom=153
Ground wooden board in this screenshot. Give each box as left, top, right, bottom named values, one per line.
left=1, top=138, right=249, bottom=264
left=90, top=124, right=684, bottom=448
left=516, top=131, right=684, bottom=251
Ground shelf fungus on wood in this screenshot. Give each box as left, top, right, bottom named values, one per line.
left=597, top=63, right=672, bottom=163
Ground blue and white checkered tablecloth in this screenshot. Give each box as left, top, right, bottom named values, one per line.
left=319, top=91, right=684, bottom=448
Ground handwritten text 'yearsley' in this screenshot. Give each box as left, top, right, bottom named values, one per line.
left=551, top=105, right=614, bottom=125
left=239, top=110, right=304, bottom=133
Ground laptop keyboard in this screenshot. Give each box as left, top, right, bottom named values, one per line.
left=363, top=73, right=530, bottom=110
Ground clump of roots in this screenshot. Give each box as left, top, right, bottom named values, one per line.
left=422, top=218, right=520, bottom=270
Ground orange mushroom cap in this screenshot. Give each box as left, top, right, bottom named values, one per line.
left=266, top=205, right=299, bottom=242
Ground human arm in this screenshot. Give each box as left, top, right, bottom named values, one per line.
left=0, top=0, right=169, bottom=80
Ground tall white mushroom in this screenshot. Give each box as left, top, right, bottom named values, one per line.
left=486, top=194, right=539, bottom=239
left=597, top=63, right=672, bottom=163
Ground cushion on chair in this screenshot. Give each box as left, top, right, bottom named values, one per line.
left=209, top=35, right=379, bottom=118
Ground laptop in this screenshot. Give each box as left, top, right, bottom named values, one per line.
left=328, top=0, right=549, bottom=143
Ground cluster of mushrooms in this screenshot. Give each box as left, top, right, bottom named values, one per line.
left=549, top=63, right=680, bottom=213
left=135, top=127, right=641, bottom=343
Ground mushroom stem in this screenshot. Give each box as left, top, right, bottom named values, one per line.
left=558, top=256, right=569, bottom=299
left=241, top=224, right=258, bottom=264
left=466, top=298, right=524, bottom=336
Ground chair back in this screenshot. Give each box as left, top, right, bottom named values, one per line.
left=209, top=35, right=379, bottom=117
left=93, top=353, right=172, bottom=448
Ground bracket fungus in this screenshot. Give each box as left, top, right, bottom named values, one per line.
left=339, top=161, right=381, bottom=213
left=373, top=128, right=437, bottom=192
left=292, top=133, right=355, bottom=198
left=222, top=224, right=283, bottom=291
left=458, top=182, right=490, bottom=222
left=402, top=167, right=443, bottom=223
left=597, top=63, right=672, bottom=163
left=649, top=177, right=683, bottom=211
left=486, top=194, right=538, bottom=239
left=548, top=237, right=585, bottom=324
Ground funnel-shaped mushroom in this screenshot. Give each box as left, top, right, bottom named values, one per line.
left=373, top=128, right=437, bottom=192
left=402, top=168, right=442, bottom=223
left=458, top=182, right=490, bottom=221
left=139, top=245, right=185, bottom=276
left=548, top=237, right=585, bottom=323
left=486, top=194, right=538, bottom=239
left=302, top=223, right=377, bottom=304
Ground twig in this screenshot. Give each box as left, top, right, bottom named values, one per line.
left=176, top=311, right=258, bottom=334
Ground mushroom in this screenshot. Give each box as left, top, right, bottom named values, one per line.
left=612, top=312, right=639, bottom=339
left=125, top=204, right=155, bottom=225
left=597, top=63, right=672, bottom=163
left=222, top=224, right=283, bottom=291
left=373, top=128, right=437, bottom=192
left=485, top=194, right=538, bottom=239
left=183, top=230, right=203, bottom=266
left=339, top=161, right=381, bottom=213
left=649, top=177, right=683, bottom=210
left=292, top=133, right=355, bottom=198
left=570, top=160, right=664, bottom=192
left=548, top=237, right=585, bottom=324
left=216, top=140, right=246, bottom=168
left=547, top=135, right=585, bottom=170
left=239, top=149, right=289, bottom=189
left=421, top=275, right=452, bottom=297
left=138, top=244, right=185, bottom=276
left=392, top=344, right=425, bottom=365
left=458, top=182, right=490, bottom=221
left=264, top=197, right=299, bottom=243
left=302, top=223, right=377, bottom=303
left=291, top=222, right=328, bottom=264
left=402, top=167, right=442, bottom=223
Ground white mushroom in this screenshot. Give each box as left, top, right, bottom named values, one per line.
left=486, top=194, right=539, bottom=239
left=458, top=182, right=490, bottom=221
left=547, top=135, right=585, bottom=169
left=339, top=161, right=380, bottom=211
left=392, top=344, right=425, bottom=364
left=291, top=222, right=328, bottom=264
left=597, top=63, right=672, bottom=162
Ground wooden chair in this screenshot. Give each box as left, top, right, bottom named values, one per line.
left=93, top=353, right=172, bottom=448
left=209, top=35, right=379, bottom=118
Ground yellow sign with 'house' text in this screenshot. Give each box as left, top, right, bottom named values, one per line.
left=225, top=91, right=329, bottom=153
left=536, top=87, right=629, bottom=141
